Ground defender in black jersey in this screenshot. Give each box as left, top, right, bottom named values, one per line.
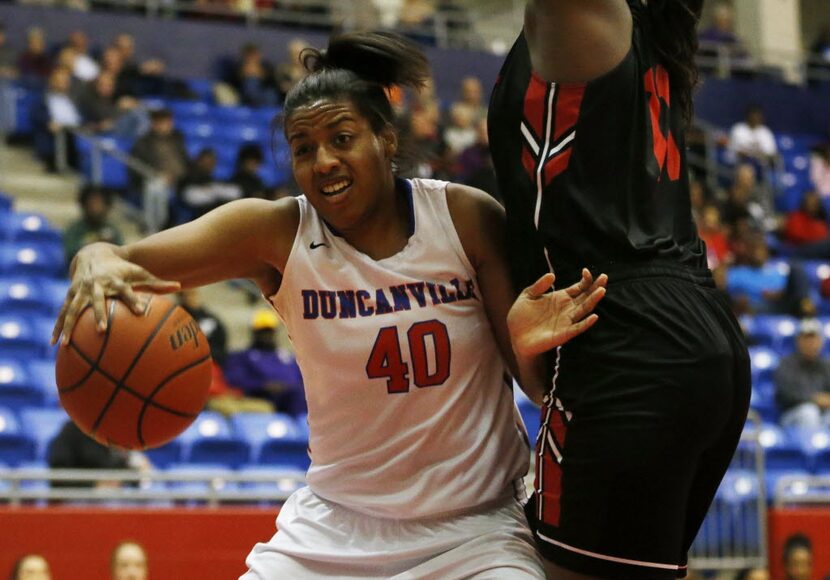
left=491, top=1, right=751, bottom=578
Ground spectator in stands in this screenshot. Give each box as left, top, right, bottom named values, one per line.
left=99, top=46, right=131, bottom=99
left=129, top=108, right=189, bottom=196
left=110, top=541, right=148, bottom=580
left=10, top=554, right=51, bottom=580
left=174, top=148, right=242, bottom=225
left=807, top=24, right=830, bottom=83
left=231, top=43, right=277, bottom=108
left=728, top=105, right=779, bottom=168
left=54, top=47, right=85, bottom=101
left=64, top=185, right=124, bottom=264
left=224, top=310, right=306, bottom=418
left=443, top=103, right=477, bottom=158
left=775, top=319, right=830, bottom=429
left=47, top=420, right=149, bottom=488
left=456, top=76, right=486, bottom=122
left=727, top=233, right=812, bottom=317
left=735, top=568, right=769, bottom=580
left=457, top=118, right=499, bottom=200
left=113, top=33, right=166, bottom=97
left=782, top=533, right=813, bottom=580
left=274, top=38, right=309, bottom=104
left=697, top=2, right=750, bottom=75
left=810, top=143, right=830, bottom=198
left=783, top=190, right=830, bottom=253
left=0, top=22, right=17, bottom=80
left=231, top=143, right=267, bottom=199
left=78, top=71, right=147, bottom=138
left=180, top=288, right=227, bottom=366
left=398, top=0, right=437, bottom=37
left=697, top=204, right=731, bottom=268
left=721, top=164, right=771, bottom=233
left=17, top=27, right=51, bottom=89
left=66, top=30, right=99, bottom=83
left=33, top=66, right=81, bottom=171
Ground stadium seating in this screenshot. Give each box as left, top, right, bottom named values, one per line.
left=0, top=358, right=45, bottom=408
left=20, top=408, right=67, bottom=459
left=0, top=243, right=65, bottom=278
left=0, top=277, right=52, bottom=316
left=0, top=212, right=62, bottom=244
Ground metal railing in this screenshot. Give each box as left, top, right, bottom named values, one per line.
left=774, top=475, right=830, bottom=508
left=0, top=467, right=305, bottom=507
left=688, top=413, right=769, bottom=572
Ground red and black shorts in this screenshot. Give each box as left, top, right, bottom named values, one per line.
left=526, top=263, right=751, bottom=579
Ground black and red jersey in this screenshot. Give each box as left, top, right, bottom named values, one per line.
left=488, top=2, right=705, bottom=289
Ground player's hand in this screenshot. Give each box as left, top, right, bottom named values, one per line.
left=52, top=245, right=180, bottom=346
left=508, top=269, right=607, bottom=359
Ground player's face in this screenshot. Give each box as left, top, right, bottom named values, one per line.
left=286, top=99, right=396, bottom=233
left=112, top=544, right=148, bottom=580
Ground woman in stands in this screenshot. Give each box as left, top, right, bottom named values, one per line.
left=488, top=1, right=752, bottom=578
left=52, top=32, right=606, bottom=578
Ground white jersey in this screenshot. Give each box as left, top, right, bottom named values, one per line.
left=269, top=178, right=529, bottom=520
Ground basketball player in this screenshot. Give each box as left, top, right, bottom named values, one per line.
left=489, top=1, right=752, bottom=578
left=52, top=32, right=606, bottom=578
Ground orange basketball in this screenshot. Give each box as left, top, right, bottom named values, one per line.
left=55, top=293, right=212, bottom=450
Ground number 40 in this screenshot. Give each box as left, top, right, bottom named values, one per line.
left=366, top=320, right=451, bottom=394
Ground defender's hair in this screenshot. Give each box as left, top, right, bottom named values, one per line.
left=646, top=0, right=705, bottom=127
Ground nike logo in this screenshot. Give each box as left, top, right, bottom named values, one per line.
left=310, top=242, right=328, bottom=250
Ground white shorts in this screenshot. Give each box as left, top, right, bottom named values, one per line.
left=241, top=487, right=544, bottom=579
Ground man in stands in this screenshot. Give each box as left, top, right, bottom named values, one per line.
left=775, top=319, right=830, bottom=428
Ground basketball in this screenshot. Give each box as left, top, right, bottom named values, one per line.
left=55, top=293, right=213, bottom=450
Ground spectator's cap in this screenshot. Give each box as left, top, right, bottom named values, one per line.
left=799, top=318, right=822, bottom=336
left=252, top=309, right=280, bottom=330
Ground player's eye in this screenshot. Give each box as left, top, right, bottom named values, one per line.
left=293, top=144, right=312, bottom=157
left=334, top=133, right=353, bottom=146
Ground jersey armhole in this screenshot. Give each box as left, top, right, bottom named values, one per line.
left=435, top=183, right=482, bottom=283
left=266, top=196, right=306, bottom=307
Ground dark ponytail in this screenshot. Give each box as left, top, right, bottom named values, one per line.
left=281, top=31, right=430, bottom=170
left=647, top=0, right=704, bottom=127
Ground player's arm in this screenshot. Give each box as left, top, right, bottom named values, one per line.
left=447, top=184, right=605, bottom=405
left=53, top=197, right=299, bottom=345
left=524, top=0, right=632, bottom=83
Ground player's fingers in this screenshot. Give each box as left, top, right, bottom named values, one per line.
left=134, top=278, right=182, bottom=294
left=524, top=273, right=555, bottom=298
left=51, top=287, right=76, bottom=344
left=564, top=269, right=594, bottom=298
left=567, top=313, right=599, bottom=339
left=570, top=287, right=606, bottom=321
left=92, top=281, right=108, bottom=332
left=573, top=273, right=609, bottom=307
left=118, top=283, right=144, bottom=315
left=60, top=291, right=90, bottom=346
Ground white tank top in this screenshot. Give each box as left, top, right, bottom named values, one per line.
left=269, top=178, right=529, bottom=519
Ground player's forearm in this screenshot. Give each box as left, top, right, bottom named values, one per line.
left=514, top=353, right=548, bottom=406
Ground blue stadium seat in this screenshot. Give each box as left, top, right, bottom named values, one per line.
left=0, top=243, right=65, bottom=278
left=0, top=212, right=62, bottom=244
left=178, top=120, right=217, bottom=140
left=766, top=469, right=811, bottom=500
left=259, top=438, right=310, bottom=471
left=749, top=381, right=779, bottom=423
left=13, top=87, right=39, bottom=135
left=0, top=432, right=36, bottom=466
left=38, top=279, right=70, bottom=317
left=749, top=315, right=797, bottom=352
left=231, top=412, right=302, bottom=458
left=0, top=277, right=51, bottom=316
left=0, top=358, right=44, bottom=408
left=184, top=80, right=215, bottom=103
left=815, top=449, right=830, bottom=475
left=20, top=408, right=66, bottom=460
left=177, top=411, right=231, bottom=443
left=144, top=440, right=183, bottom=469
left=0, top=405, right=19, bottom=433
left=168, top=100, right=211, bottom=122
left=216, top=123, right=268, bottom=145
left=748, top=346, right=780, bottom=385
left=188, top=437, right=251, bottom=469
left=0, top=191, right=12, bottom=212
left=785, top=426, right=830, bottom=470
left=211, top=106, right=254, bottom=124
left=717, top=470, right=762, bottom=552
left=27, top=358, right=58, bottom=405
left=0, top=314, right=55, bottom=359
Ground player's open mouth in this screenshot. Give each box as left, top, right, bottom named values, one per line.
left=320, top=179, right=353, bottom=197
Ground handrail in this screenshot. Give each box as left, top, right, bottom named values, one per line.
left=774, top=475, right=830, bottom=507
left=0, top=467, right=306, bottom=507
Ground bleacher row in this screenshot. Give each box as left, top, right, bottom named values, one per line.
left=7, top=84, right=294, bottom=191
